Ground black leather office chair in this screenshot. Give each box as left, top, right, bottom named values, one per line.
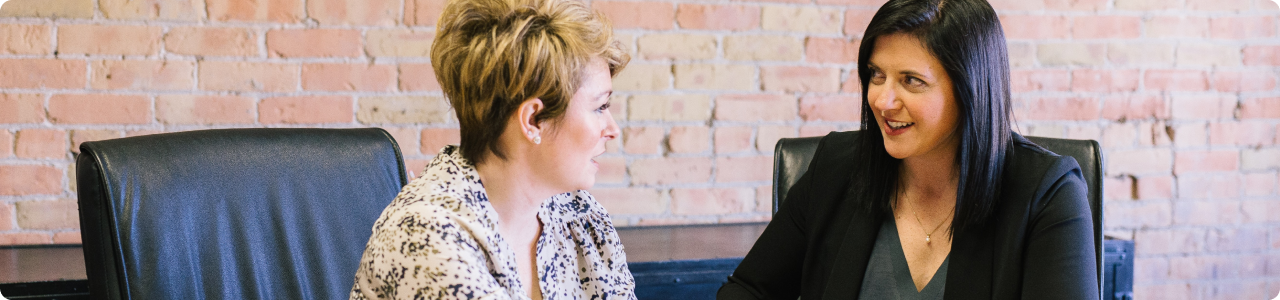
left=76, top=128, right=408, bottom=300
left=772, top=132, right=1103, bottom=298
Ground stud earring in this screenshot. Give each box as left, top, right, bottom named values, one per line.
left=534, top=135, right=541, bottom=145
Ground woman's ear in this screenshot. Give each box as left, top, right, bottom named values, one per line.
left=517, top=98, right=545, bottom=142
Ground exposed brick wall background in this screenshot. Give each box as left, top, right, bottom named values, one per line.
left=0, top=0, right=1276, bottom=298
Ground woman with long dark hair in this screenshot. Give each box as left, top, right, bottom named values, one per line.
left=718, top=0, right=1098, bottom=298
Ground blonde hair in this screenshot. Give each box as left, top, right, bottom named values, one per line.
left=432, top=0, right=629, bottom=164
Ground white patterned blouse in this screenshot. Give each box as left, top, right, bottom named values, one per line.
left=349, top=146, right=636, bottom=300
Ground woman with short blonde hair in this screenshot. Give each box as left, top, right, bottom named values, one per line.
left=349, top=0, right=632, bottom=298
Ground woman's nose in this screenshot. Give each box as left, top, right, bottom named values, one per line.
left=603, top=113, right=620, bottom=140
left=872, top=85, right=898, bottom=113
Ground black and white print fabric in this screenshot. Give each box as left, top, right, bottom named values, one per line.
left=350, top=146, right=636, bottom=300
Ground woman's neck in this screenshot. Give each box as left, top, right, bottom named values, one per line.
left=899, top=148, right=960, bottom=207
left=474, top=157, right=549, bottom=231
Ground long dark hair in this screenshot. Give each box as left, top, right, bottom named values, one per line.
left=851, top=0, right=1013, bottom=234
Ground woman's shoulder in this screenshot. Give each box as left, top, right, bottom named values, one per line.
left=374, top=146, right=494, bottom=230
left=1001, top=134, right=1089, bottom=213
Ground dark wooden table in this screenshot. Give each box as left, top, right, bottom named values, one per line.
left=0, top=224, right=1132, bottom=300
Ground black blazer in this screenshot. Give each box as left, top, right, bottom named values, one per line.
left=718, top=131, right=1098, bottom=299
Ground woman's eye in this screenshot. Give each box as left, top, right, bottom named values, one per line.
left=596, top=102, right=611, bottom=112
left=870, top=70, right=886, bottom=85
left=905, top=77, right=925, bottom=87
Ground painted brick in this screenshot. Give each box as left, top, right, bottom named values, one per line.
left=1212, top=69, right=1277, bottom=92
left=1101, top=123, right=1138, bottom=149
left=714, top=94, right=797, bottom=122
left=628, top=94, right=712, bottom=121
left=1037, top=43, right=1105, bottom=66
left=590, top=188, right=665, bottom=215
left=0, top=24, right=51, bottom=54
left=1171, top=95, right=1236, bottom=120
left=1210, top=16, right=1277, bottom=39
left=668, top=126, right=710, bottom=154
left=756, top=125, right=796, bottom=152
left=715, top=126, right=753, bottom=154
left=1209, top=121, right=1274, bottom=146
left=308, top=0, right=399, bottom=26
left=1186, top=0, right=1253, bottom=11
left=1147, top=70, right=1210, bottom=92
left=57, top=24, right=161, bottom=56
left=761, top=6, right=841, bottom=34
left=805, top=37, right=859, bottom=64
left=0, top=165, right=61, bottom=196
left=0, top=233, right=52, bottom=245
left=1000, top=15, right=1070, bottom=40
left=1106, top=202, right=1172, bottom=228
left=0, top=59, right=85, bottom=89
left=1242, top=148, right=1280, bottom=171
left=1243, top=172, right=1278, bottom=196
left=100, top=0, right=202, bottom=21
left=399, top=64, right=441, bottom=91
left=1116, top=0, right=1182, bottom=10
left=421, top=128, right=461, bottom=154
left=595, top=1, right=674, bottom=30
left=1177, top=43, right=1243, bottom=67
left=814, top=0, right=887, bottom=5
left=0, top=203, right=11, bottom=231
left=671, top=188, right=754, bottom=215
left=1173, top=122, right=1208, bottom=148
left=0, top=0, right=93, bottom=18
left=1007, top=43, right=1035, bottom=68
left=800, top=95, right=861, bottom=122
left=366, top=29, right=434, bottom=57
left=1174, top=201, right=1241, bottom=226
left=1072, top=69, right=1140, bottom=93
left=198, top=61, right=298, bottom=92
left=381, top=127, right=419, bottom=156
left=357, top=96, right=452, bottom=124
left=1102, top=176, right=1132, bottom=201
left=716, top=156, right=772, bottom=183
left=1179, top=174, right=1244, bottom=200
left=844, top=9, right=877, bottom=37
left=266, top=29, right=361, bottom=58
left=405, top=0, right=446, bottom=26
left=15, top=200, right=77, bottom=230
left=594, top=156, right=627, bottom=185
left=52, top=232, right=80, bottom=244
left=0, top=94, right=45, bottom=124
left=1244, top=45, right=1280, bottom=66
left=1136, top=175, right=1175, bottom=200
left=1175, top=150, right=1240, bottom=174
left=1045, top=0, right=1107, bottom=11
left=637, top=34, right=716, bottom=60
left=1101, top=95, right=1167, bottom=121
left=623, top=127, right=664, bottom=155
left=673, top=64, right=756, bottom=91
left=207, top=0, right=304, bottom=23
left=761, top=66, right=840, bottom=93
left=70, top=130, right=122, bottom=154
left=613, top=63, right=672, bottom=91
left=724, top=35, right=804, bottom=62
left=91, top=60, right=195, bottom=91
left=676, top=4, right=759, bottom=31
left=156, top=95, right=255, bottom=125
left=0, top=131, right=11, bottom=158
left=1145, top=16, right=1210, bottom=38
left=15, top=129, right=66, bottom=159
left=1108, top=43, right=1176, bottom=67
left=302, top=63, right=397, bottom=92
left=164, top=27, right=259, bottom=57
left=1241, top=97, right=1280, bottom=119
left=630, top=157, right=712, bottom=185
left=259, top=96, right=353, bottom=124
left=1107, top=149, right=1173, bottom=175
left=1015, top=97, right=1099, bottom=121
left=48, top=94, right=151, bottom=124
left=1011, top=70, right=1071, bottom=93
left=842, top=74, right=862, bottom=93
left=1073, top=16, right=1141, bottom=39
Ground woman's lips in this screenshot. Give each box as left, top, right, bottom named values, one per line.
left=883, top=119, right=914, bottom=136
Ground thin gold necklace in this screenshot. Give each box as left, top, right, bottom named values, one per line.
left=902, top=191, right=953, bottom=244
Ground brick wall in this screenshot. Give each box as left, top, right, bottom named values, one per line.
left=0, top=0, right=1277, bottom=298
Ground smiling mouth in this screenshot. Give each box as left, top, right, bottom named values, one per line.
left=887, top=120, right=915, bottom=130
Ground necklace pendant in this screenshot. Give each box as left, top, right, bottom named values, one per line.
left=925, top=235, right=931, bottom=243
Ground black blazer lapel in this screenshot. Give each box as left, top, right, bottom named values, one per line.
left=819, top=190, right=883, bottom=299
left=944, top=223, right=995, bottom=299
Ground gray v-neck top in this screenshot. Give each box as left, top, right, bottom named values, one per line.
left=857, top=218, right=949, bottom=300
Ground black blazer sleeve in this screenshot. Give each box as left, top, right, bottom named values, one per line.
left=1021, top=157, right=1098, bottom=299
left=717, top=138, right=823, bottom=299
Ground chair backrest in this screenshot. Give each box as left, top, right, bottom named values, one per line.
left=772, top=132, right=1103, bottom=297
left=76, top=128, right=408, bottom=300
